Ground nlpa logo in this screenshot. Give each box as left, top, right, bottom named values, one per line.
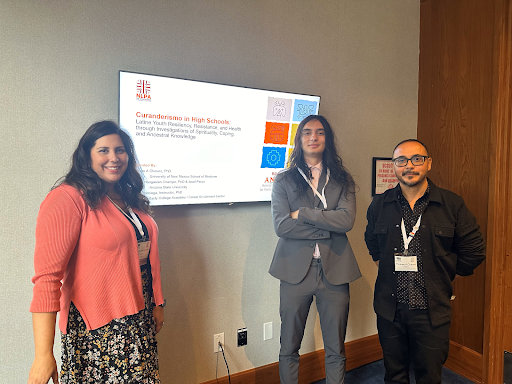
left=136, top=80, right=151, bottom=101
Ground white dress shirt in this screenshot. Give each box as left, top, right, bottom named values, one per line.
left=307, top=161, right=322, bottom=259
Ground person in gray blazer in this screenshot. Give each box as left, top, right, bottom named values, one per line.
left=269, top=115, right=361, bottom=384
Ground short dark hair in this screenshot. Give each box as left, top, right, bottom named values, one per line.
left=56, top=120, right=151, bottom=214
left=286, top=115, right=354, bottom=197
left=392, top=139, right=429, bottom=157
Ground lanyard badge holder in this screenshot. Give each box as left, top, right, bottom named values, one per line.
left=297, top=167, right=330, bottom=209
left=107, top=196, right=151, bottom=262
left=297, top=167, right=330, bottom=259
left=394, top=215, right=421, bottom=272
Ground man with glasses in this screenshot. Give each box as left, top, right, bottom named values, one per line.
left=364, top=139, right=485, bottom=384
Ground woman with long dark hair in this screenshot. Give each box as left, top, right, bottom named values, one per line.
left=269, top=115, right=361, bottom=384
left=29, top=121, right=164, bottom=384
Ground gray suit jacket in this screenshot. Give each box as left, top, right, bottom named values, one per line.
left=269, top=168, right=362, bottom=285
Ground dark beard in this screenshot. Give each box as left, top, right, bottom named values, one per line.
left=397, top=171, right=426, bottom=187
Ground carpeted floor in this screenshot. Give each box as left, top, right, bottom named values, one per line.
left=311, top=359, right=474, bottom=383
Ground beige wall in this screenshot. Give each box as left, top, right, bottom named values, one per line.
left=0, top=1, right=419, bottom=383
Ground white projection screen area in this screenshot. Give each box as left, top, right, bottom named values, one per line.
left=119, top=71, right=320, bottom=206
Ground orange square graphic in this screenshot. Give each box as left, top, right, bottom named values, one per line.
left=264, top=122, right=289, bottom=145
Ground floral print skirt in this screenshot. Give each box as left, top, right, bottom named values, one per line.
left=60, top=266, right=160, bottom=383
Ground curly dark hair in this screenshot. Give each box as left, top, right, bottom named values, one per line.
left=54, top=120, right=151, bottom=214
left=285, top=115, right=355, bottom=197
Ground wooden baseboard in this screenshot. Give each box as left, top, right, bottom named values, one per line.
left=346, top=334, right=383, bottom=371
left=201, top=334, right=382, bottom=384
left=201, top=335, right=484, bottom=384
left=445, top=341, right=483, bottom=383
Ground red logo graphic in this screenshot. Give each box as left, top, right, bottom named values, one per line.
left=136, top=80, right=151, bottom=101
left=264, top=171, right=279, bottom=184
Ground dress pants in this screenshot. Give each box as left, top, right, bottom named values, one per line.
left=377, top=303, right=451, bottom=384
left=279, top=259, right=350, bottom=384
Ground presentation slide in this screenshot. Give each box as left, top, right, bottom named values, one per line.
left=119, top=71, right=320, bottom=206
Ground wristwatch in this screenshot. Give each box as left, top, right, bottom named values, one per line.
left=158, top=299, right=166, bottom=307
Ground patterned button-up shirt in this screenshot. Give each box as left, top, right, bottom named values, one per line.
left=396, top=185, right=430, bottom=309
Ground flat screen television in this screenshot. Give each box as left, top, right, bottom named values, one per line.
left=119, top=71, right=320, bottom=206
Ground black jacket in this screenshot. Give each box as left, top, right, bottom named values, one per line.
left=364, top=179, right=485, bottom=326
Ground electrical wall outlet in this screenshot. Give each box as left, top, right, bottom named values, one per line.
left=237, top=327, right=248, bottom=347
left=263, top=322, right=273, bottom=341
left=213, top=333, right=224, bottom=353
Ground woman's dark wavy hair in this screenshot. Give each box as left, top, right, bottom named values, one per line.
left=285, top=115, right=355, bottom=197
left=55, top=120, right=151, bottom=214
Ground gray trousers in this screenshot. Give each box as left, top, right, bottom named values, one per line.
left=279, top=259, right=350, bottom=384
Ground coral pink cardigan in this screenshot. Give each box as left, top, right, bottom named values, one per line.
left=30, top=184, right=164, bottom=334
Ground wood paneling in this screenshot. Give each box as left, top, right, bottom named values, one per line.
left=419, top=0, right=512, bottom=382
left=418, top=0, right=495, bottom=354
left=498, top=0, right=512, bottom=360
left=483, top=0, right=512, bottom=382
left=445, top=341, right=483, bottom=383
left=200, top=334, right=382, bottom=384
left=505, top=252, right=512, bottom=350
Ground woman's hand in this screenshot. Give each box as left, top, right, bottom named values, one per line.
left=28, top=353, right=58, bottom=384
left=290, top=209, right=299, bottom=219
left=153, top=305, right=165, bottom=334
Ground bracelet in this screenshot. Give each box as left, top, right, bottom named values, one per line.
left=158, top=299, right=166, bottom=307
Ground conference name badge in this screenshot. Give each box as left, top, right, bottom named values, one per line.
left=394, top=253, right=418, bottom=272
left=138, top=240, right=151, bottom=260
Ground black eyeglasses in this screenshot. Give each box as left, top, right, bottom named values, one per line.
left=391, top=155, right=429, bottom=167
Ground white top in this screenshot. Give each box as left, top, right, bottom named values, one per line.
left=307, top=162, right=322, bottom=259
